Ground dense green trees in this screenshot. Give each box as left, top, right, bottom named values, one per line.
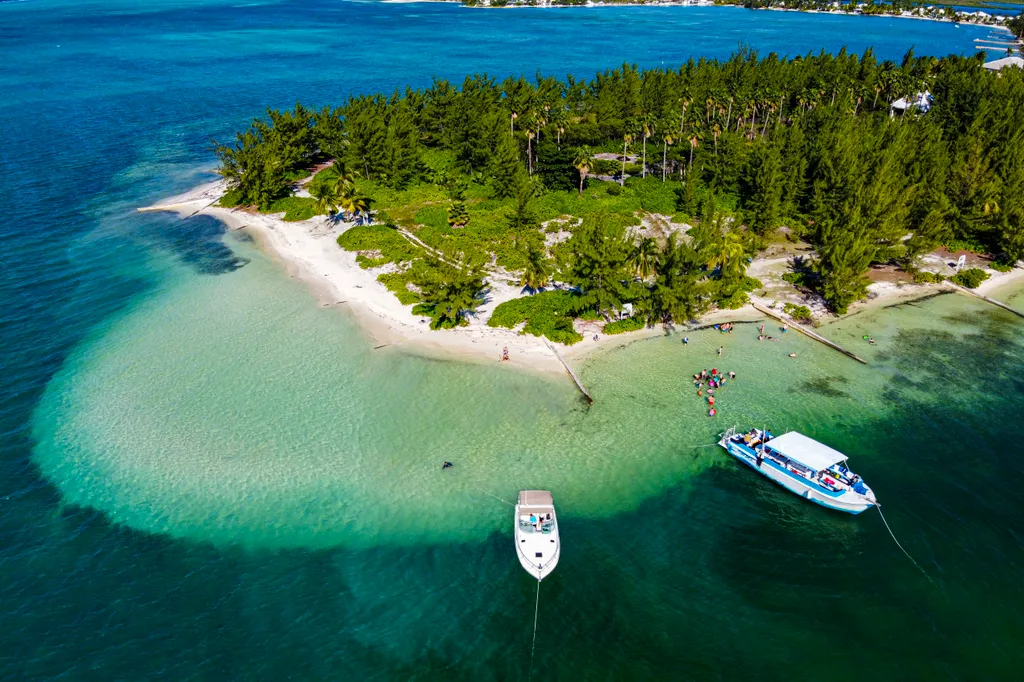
left=412, top=257, right=486, bottom=329
left=218, top=49, right=1023, bottom=317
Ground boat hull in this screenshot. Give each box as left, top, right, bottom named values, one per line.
left=514, top=496, right=560, bottom=581
left=720, top=439, right=874, bottom=515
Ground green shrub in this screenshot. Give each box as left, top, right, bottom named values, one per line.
left=625, top=177, right=678, bottom=214
left=377, top=270, right=421, bottom=305
left=943, top=238, right=987, bottom=254
left=623, top=163, right=643, bottom=175
left=606, top=184, right=623, bottom=196
left=337, top=224, right=419, bottom=264
left=487, top=290, right=583, bottom=345
left=414, top=205, right=450, bottom=231
left=783, top=303, right=813, bottom=323
left=952, top=267, right=989, bottom=289
left=592, top=159, right=619, bottom=176
left=990, top=260, right=1014, bottom=273
left=603, top=316, right=646, bottom=335
left=782, top=271, right=816, bottom=289
left=218, top=188, right=244, bottom=208
left=262, top=196, right=317, bottom=221
left=912, top=270, right=945, bottom=284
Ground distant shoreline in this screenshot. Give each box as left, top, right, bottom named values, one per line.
left=435, top=0, right=1019, bottom=36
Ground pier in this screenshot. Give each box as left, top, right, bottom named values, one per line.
left=752, top=303, right=867, bottom=365
left=946, top=283, right=1024, bottom=320
left=545, top=341, right=593, bottom=404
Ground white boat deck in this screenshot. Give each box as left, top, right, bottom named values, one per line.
left=515, top=490, right=560, bottom=580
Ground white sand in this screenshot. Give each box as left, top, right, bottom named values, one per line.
left=142, top=180, right=1024, bottom=374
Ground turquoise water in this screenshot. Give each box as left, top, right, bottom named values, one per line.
left=4, top=0, right=1024, bottom=678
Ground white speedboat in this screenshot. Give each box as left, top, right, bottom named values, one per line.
left=719, top=428, right=877, bottom=514
left=515, top=490, right=560, bottom=580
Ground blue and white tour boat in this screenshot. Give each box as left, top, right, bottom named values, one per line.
left=718, top=428, right=877, bottom=514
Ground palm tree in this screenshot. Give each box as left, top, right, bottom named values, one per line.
left=572, top=146, right=594, bottom=197
left=707, top=231, right=746, bottom=280
left=339, top=192, right=370, bottom=223
left=621, top=132, right=633, bottom=186
left=324, top=161, right=357, bottom=197
left=661, top=133, right=674, bottom=182
left=630, top=236, right=658, bottom=281
left=640, top=116, right=655, bottom=179
left=687, top=126, right=702, bottom=171
left=520, top=243, right=551, bottom=292
left=712, top=123, right=721, bottom=155
left=309, top=179, right=338, bottom=219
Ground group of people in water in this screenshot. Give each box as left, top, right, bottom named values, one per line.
left=693, top=367, right=736, bottom=417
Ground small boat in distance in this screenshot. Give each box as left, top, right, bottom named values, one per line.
left=719, top=428, right=877, bottom=514
left=515, top=490, right=560, bottom=580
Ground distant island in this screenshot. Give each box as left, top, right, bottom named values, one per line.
left=453, top=0, right=1024, bottom=33
left=149, top=49, right=1024, bottom=366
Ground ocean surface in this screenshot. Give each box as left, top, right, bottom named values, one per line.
left=3, top=0, right=1023, bottom=679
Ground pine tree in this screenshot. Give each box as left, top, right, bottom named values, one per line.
left=744, top=140, right=784, bottom=236
left=815, top=212, right=875, bottom=315
left=447, top=177, right=470, bottom=228
left=383, top=101, right=422, bottom=188
left=568, top=216, right=632, bottom=319
left=490, top=133, right=523, bottom=199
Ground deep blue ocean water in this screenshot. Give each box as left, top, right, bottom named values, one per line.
left=3, top=1, right=1024, bottom=679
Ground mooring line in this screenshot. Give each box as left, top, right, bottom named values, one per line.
left=472, top=487, right=515, bottom=506
left=877, top=505, right=934, bottom=584
left=528, top=579, right=541, bottom=682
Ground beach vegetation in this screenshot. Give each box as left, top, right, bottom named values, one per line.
left=911, top=269, right=946, bottom=284
left=603, top=316, right=646, bottom=335
left=263, top=196, right=317, bottom=221
left=783, top=303, right=813, bottom=323
left=487, top=290, right=583, bottom=345
left=337, top=225, right=418, bottom=265
left=377, top=269, right=423, bottom=305
left=951, top=267, right=990, bottom=289
left=411, top=257, right=486, bottom=329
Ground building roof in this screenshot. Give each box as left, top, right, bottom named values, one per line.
left=767, top=432, right=848, bottom=471
left=983, top=56, right=1024, bottom=72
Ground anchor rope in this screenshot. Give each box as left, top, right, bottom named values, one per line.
left=877, top=505, right=934, bottom=584
left=472, top=487, right=515, bottom=506
left=528, top=579, right=541, bottom=682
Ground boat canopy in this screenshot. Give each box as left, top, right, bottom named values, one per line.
left=766, top=432, right=847, bottom=472
left=520, top=490, right=553, bottom=506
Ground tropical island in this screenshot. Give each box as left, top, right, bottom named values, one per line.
left=151, top=49, right=1024, bottom=367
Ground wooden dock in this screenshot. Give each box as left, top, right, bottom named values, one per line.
left=545, top=341, right=593, bottom=404
left=752, top=303, right=867, bottom=365
left=946, top=283, right=1024, bottom=320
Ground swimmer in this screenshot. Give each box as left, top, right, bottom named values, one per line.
left=442, top=461, right=454, bottom=470
left=683, top=337, right=689, bottom=344
left=758, top=335, right=764, bottom=341
left=697, top=388, right=703, bottom=397
left=788, top=352, right=797, bottom=358
left=868, top=337, right=876, bottom=345
left=709, top=408, right=717, bottom=417
left=729, top=371, right=736, bottom=379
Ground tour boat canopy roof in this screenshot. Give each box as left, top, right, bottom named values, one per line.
left=520, top=490, right=553, bottom=506
left=767, top=432, right=848, bottom=471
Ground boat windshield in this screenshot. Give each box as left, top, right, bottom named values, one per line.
left=519, top=511, right=555, bottom=534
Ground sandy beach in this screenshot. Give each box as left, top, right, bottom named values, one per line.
left=142, top=179, right=1024, bottom=375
